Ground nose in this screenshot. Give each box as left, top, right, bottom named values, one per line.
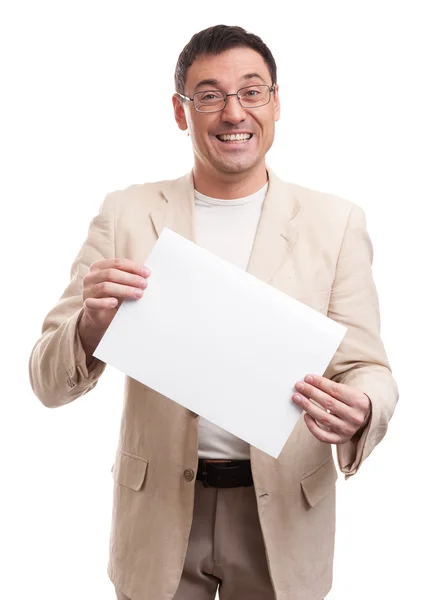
left=221, top=94, right=247, bottom=124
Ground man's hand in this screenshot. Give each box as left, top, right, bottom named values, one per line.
left=292, top=375, right=371, bottom=444
left=78, top=258, right=150, bottom=359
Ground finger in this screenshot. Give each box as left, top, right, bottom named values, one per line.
left=302, top=375, right=355, bottom=407
left=90, top=258, right=151, bottom=277
left=90, top=281, right=145, bottom=300
left=292, top=392, right=352, bottom=437
left=304, top=414, right=342, bottom=444
left=87, top=268, right=149, bottom=290
left=294, top=381, right=354, bottom=421
left=85, top=297, right=119, bottom=310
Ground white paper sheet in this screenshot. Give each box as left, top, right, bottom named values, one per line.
left=94, top=228, right=347, bottom=458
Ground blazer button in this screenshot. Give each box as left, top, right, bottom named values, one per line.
left=184, top=469, right=195, bottom=482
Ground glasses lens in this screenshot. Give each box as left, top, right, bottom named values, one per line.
left=238, top=85, right=270, bottom=108
left=194, top=90, right=225, bottom=112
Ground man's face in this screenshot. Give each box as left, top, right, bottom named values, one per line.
left=173, top=47, right=280, bottom=176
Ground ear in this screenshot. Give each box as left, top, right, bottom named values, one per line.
left=273, top=84, right=280, bottom=122
left=172, top=94, right=188, bottom=131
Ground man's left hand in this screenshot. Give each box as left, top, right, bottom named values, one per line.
left=292, top=375, right=371, bottom=444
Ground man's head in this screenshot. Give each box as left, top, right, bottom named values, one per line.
left=172, top=25, right=280, bottom=186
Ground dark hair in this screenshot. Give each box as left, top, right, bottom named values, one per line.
left=174, top=24, right=277, bottom=94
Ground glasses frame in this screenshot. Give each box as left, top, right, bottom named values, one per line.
left=177, top=84, right=276, bottom=113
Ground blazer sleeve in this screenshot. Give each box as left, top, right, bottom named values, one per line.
left=29, top=193, right=116, bottom=408
left=324, top=204, right=399, bottom=478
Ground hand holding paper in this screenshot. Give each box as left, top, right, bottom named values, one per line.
left=293, top=374, right=372, bottom=444
left=79, top=258, right=151, bottom=360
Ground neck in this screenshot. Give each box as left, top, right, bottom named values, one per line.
left=193, top=162, right=268, bottom=199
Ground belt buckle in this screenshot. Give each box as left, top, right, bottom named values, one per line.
left=201, top=460, right=231, bottom=488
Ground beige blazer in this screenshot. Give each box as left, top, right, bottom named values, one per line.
left=29, top=169, right=398, bottom=600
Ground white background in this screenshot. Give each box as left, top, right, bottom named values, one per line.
left=1, top=1, right=426, bottom=598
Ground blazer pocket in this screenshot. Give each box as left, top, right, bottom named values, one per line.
left=112, top=451, right=148, bottom=491
left=300, top=456, right=337, bottom=508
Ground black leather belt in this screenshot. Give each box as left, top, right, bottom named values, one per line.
left=197, top=459, right=253, bottom=488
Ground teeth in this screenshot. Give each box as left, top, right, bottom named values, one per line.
left=217, top=133, right=252, bottom=141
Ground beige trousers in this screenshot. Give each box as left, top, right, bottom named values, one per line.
left=116, top=479, right=275, bottom=600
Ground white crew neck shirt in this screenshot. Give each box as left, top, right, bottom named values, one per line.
left=194, top=182, right=268, bottom=459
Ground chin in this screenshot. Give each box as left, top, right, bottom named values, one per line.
left=215, top=156, right=259, bottom=174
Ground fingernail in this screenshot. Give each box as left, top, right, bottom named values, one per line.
left=305, top=375, right=314, bottom=383
left=135, top=289, right=143, bottom=298
left=295, top=382, right=304, bottom=392
left=294, top=394, right=302, bottom=403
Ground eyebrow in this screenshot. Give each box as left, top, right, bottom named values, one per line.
left=194, top=78, right=220, bottom=91
left=193, top=72, right=268, bottom=91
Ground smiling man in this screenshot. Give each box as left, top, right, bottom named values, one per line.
left=173, top=47, right=279, bottom=195
left=29, top=25, right=398, bottom=600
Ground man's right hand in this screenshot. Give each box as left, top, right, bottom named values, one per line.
left=78, top=258, right=150, bottom=360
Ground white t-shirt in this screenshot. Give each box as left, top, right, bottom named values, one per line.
left=194, top=182, right=268, bottom=459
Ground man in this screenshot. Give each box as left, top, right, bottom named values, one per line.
left=29, top=24, right=398, bottom=600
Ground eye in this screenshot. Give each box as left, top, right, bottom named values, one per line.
left=199, top=91, right=223, bottom=102
left=242, top=87, right=261, bottom=97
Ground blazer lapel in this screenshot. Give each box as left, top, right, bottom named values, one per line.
left=150, top=168, right=300, bottom=285
left=150, top=171, right=196, bottom=242
left=246, top=168, right=300, bottom=283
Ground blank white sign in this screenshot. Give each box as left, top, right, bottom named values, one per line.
left=94, top=228, right=346, bottom=457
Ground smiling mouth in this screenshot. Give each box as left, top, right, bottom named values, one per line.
left=215, top=133, right=253, bottom=143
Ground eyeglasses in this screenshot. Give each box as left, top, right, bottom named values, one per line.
left=177, top=84, right=276, bottom=113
